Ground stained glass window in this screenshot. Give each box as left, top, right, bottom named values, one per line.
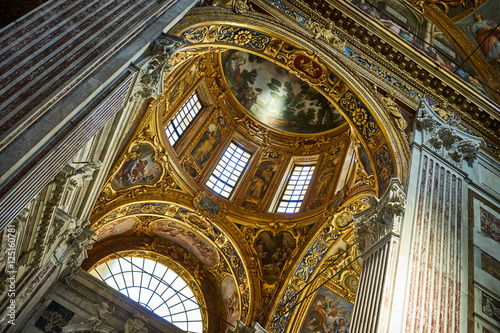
left=90, top=257, right=202, bottom=333
left=206, top=142, right=251, bottom=198
left=165, top=92, right=202, bottom=146
left=276, top=164, right=315, bottom=213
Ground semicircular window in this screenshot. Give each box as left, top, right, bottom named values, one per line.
left=90, top=257, right=202, bottom=332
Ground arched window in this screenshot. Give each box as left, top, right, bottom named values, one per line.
left=90, top=256, right=203, bottom=332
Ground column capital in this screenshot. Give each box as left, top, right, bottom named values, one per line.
left=414, top=100, right=481, bottom=166
left=354, top=178, right=406, bottom=255
left=131, top=33, right=185, bottom=100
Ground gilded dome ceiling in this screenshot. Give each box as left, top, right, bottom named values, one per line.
left=221, top=50, right=347, bottom=134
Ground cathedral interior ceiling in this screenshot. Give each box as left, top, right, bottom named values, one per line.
left=84, top=0, right=500, bottom=330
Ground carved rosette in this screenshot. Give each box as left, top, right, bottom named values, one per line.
left=415, top=100, right=481, bottom=165
left=353, top=178, right=406, bottom=255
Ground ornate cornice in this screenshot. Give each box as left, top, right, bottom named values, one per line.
left=353, top=178, right=406, bottom=255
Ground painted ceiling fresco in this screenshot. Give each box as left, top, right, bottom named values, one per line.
left=221, top=50, right=346, bottom=134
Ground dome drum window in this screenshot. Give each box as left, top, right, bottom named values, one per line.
left=206, top=142, right=251, bottom=199
left=165, top=92, right=202, bottom=146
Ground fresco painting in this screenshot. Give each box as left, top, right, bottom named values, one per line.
left=221, top=277, right=239, bottom=329
left=190, top=124, right=221, bottom=169
left=167, top=63, right=197, bottom=109
left=246, top=161, right=277, bottom=199
left=151, top=219, right=217, bottom=266
left=312, top=156, right=341, bottom=198
left=254, top=231, right=295, bottom=284
left=91, top=217, right=135, bottom=244
left=199, top=197, right=220, bottom=215
left=350, top=0, right=488, bottom=95
left=300, top=287, right=353, bottom=333
left=112, top=144, right=161, bottom=190
left=457, top=0, right=500, bottom=66
left=221, top=50, right=346, bottom=134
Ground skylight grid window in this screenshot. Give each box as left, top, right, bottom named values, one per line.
left=90, top=257, right=203, bottom=332
left=206, top=142, right=251, bottom=198
left=165, top=92, right=202, bottom=146
left=276, top=165, right=315, bottom=213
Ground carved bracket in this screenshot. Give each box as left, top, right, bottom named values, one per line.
left=131, top=34, right=186, bottom=100
left=353, top=178, right=406, bottom=255
left=415, top=100, right=481, bottom=165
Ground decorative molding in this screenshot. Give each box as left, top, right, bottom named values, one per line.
left=354, top=178, right=405, bottom=255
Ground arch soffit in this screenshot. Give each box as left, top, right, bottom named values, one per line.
left=87, top=200, right=254, bottom=325
left=168, top=12, right=410, bottom=196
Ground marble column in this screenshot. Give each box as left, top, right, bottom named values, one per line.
left=350, top=178, right=406, bottom=333
left=398, top=101, right=481, bottom=332
left=351, top=100, right=481, bottom=332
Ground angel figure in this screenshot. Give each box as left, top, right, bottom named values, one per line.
left=431, top=100, right=452, bottom=121
left=383, top=90, right=407, bottom=131
left=86, top=302, right=115, bottom=330
left=123, top=317, right=148, bottom=333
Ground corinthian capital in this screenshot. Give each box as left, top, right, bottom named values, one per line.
left=415, top=100, right=481, bottom=165
left=354, top=178, right=406, bottom=255
left=131, top=34, right=185, bottom=100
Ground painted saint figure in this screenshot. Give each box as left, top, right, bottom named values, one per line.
left=467, top=12, right=500, bottom=64
left=191, top=125, right=221, bottom=169
left=247, top=163, right=276, bottom=199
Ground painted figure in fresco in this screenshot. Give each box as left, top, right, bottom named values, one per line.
left=313, top=160, right=336, bottom=198
left=224, top=290, right=239, bottom=322
left=199, top=198, right=220, bottom=215
left=383, top=90, right=407, bottom=131
left=161, top=222, right=186, bottom=237
left=113, top=145, right=160, bottom=188
left=301, top=288, right=354, bottom=333
left=305, top=295, right=339, bottom=331
left=191, top=126, right=220, bottom=168
left=255, top=232, right=295, bottom=284
left=115, top=147, right=143, bottom=185
left=236, top=87, right=262, bottom=110
left=467, top=12, right=500, bottom=64
left=248, top=164, right=276, bottom=199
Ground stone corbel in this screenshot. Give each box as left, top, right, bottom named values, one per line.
left=70, top=159, right=102, bottom=187
left=131, top=34, right=185, bottom=100
left=415, top=100, right=481, bottom=165
left=353, top=178, right=406, bottom=255
left=52, top=225, right=94, bottom=271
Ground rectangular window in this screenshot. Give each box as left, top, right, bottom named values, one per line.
left=276, top=164, right=315, bottom=213
left=165, top=92, right=202, bottom=146
left=206, top=142, right=251, bottom=199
